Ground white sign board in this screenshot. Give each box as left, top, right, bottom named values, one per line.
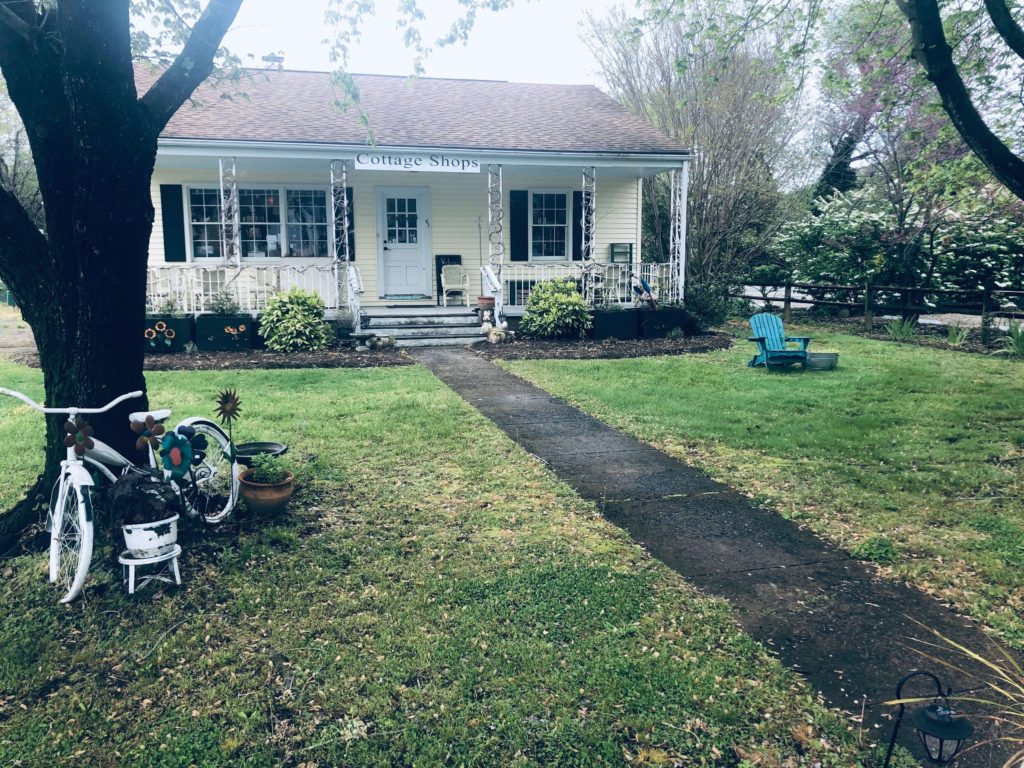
left=354, top=152, right=481, bottom=174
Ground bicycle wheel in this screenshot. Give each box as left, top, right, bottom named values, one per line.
left=48, top=483, right=94, bottom=603
left=176, top=419, right=238, bottom=524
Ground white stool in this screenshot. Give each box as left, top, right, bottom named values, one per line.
left=118, top=545, right=182, bottom=595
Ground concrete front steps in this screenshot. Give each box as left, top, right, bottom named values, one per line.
left=355, top=305, right=485, bottom=348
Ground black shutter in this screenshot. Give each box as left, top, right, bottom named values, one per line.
left=347, top=187, right=356, bottom=261
left=572, top=191, right=584, bottom=261
left=160, top=185, right=187, bottom=262
left=510, top=190, right=529, bottom=262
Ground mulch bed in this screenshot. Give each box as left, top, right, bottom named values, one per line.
left=8, top=346, right=413, bottom=371
left=474, top=332, right=733, bottom=361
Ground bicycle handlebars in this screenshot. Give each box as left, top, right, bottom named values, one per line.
left=0, top=387, right=143, bottom=415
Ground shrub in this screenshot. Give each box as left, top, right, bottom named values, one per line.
left=259, top=288, right=334, bottom=352
left=684, top=282, right=731, bottom=330
left=946, top=322, right=970, bottom=346
left=996, top=321, right=1024, bottom=357
left=209, top=291, right=241, bottom=315
left=885, top=318, right=917, bottom=341
left=519, top=280, right=592, bottom=339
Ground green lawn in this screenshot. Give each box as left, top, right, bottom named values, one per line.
left=505, top=328, right=1024, bottom=648
left=0, top=358, right=882, bottom=767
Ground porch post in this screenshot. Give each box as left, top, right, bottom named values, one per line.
left=331, top=159, right=361, bottom=321
left=218, top=157, right=240, bottom=268
left=580, top=166, right=598, bottom=304
left=483, top=163, right=505, bottom=325
left=669, top=161, right=689, bottom=304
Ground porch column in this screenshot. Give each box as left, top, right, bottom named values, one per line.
left=218, top=157, right=240, bottom=268
left=580, top=166, right=598, bottom=305
left=669, top=161, right=689, bottom=304
left=331, top=159, right=361, bottom=319
left=482, top=164, right=505, bottom=324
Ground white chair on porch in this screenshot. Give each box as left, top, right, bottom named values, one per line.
left=441, top=264, right=470, bottom=307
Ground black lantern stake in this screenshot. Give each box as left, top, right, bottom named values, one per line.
left=884, top=670, right=974, bottom=767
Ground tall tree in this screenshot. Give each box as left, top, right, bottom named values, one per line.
left=896, top=0, right=1024, bottom=199
left=0, top=0, right=242, bottom=541
left=586, top=3, right=812, bottom=285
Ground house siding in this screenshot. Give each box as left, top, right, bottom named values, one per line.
left=148, top=166, right=643, bottom=306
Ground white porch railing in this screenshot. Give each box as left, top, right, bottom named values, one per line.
left=501, top=262, right=672, bottom=311
left=146, top=264, right=344, bottom=315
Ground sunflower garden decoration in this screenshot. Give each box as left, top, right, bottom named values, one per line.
left=215, top=389, right=242, bottom=442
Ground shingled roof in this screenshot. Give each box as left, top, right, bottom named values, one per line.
left=142, top=66, right=688, bottom=156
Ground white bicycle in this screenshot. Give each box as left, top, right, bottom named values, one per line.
left=0, top=387, right=239, bottom=603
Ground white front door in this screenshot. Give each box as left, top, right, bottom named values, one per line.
left=377, top=187, right=431, bottom=298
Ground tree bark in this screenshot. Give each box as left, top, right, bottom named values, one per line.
left=0, top=0, right=242, bottom=544
left=897, top=0, right=1024, bottom=200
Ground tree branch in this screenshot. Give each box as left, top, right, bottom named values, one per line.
left=138, top=0, right=243, bottom=132
left=0, top=184, right=50, bottom=312
left=0, top=2, right=38, bottom=45
left=897, top=0, right=1024, bottom=200
left=984, top=0, right=1024, bottom=60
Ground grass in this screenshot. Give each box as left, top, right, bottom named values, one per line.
left=505, top=327, right=1024, bottom=649
left=0, top=357, right=884, bottom=766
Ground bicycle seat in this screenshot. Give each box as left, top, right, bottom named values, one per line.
left=128, top=409, right=172, bottom=424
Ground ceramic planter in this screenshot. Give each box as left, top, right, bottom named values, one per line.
left=122, top=514, right=179, bottom=558
left=195, top=314, right=254, bottom=351
left=238, top=468, right=295, bottom=515
left=591, top=308, right=638, bottom=340
left=144, top=315, right=193, bottom=353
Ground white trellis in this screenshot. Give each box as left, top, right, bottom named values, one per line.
left=331, top=159, right=363, bottom=326
left=218, top=157, right=240, bottom=268
left=668, top=163, right=689, bottom=304
left=482, top=163, right=505, bottom=324
left=580, top=166, right=599, bottom=304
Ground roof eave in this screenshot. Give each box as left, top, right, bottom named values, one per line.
left=157, top=137, right=693, bottom=168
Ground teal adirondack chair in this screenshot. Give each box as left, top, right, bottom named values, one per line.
left=747, top=313, right=811, bottom=369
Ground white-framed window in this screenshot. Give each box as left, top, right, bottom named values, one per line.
left=239, top=188, right=282, bottom=258
left=287, top=189, right=330, bottom=257
left=188, top=188, right=223, bottom=259
left=529, top=190, right=571, bottom=260
left=185, top=185, right=334, bottom=261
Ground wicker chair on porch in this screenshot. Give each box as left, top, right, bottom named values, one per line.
left=441, top=264, right=470, bottom=307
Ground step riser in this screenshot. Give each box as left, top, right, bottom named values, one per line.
left=366, top=326, right=484, bottom=339
left=364, top=316, right=478, bottom=328
left=395, top=336, right=486, bottom=347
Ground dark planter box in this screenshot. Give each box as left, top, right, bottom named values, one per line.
left=638, top=307, right=699, bottom=339
left=144, top=315, right=193, bottom=354
left=195, top=314, right=254, bottom=351
left=591, top=309, right=639, bottom=340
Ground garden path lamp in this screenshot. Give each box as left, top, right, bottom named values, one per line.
left=883, top=670, right=974, bottom=767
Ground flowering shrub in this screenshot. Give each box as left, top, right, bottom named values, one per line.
left=519, top=280, right=592, bottom=339
left=259, top=288, right=333, bottom=352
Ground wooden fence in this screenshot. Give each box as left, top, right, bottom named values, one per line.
left=735, top=281, right=1024, bottom=335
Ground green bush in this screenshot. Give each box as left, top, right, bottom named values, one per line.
left=258, top=288, right=334, bottom=352
left=996, top=322, right=1024, bottom=357
left=885, top=318, right=917, bottom=341
left=684, top=282, right=731, bottom=330
left=519, top=280, right=592, bottom=339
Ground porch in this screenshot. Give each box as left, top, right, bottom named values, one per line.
left=144, top=260, right=674, bottom=318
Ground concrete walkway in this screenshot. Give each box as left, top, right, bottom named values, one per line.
left=414, top=346, right=1017, bottom=767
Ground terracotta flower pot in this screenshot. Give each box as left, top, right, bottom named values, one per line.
left=238, top=468, right=295, bottom=515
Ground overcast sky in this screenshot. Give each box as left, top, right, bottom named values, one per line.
left=222, top=0, right=629, bottom=88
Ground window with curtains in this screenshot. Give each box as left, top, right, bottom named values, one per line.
left=188, top=188, right=223, bottom=259
left=286, top=189, right=329, bottom=257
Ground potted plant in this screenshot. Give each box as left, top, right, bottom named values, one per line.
left=145, top=298, right=193, bottom=353
left=109, top=471, right=180, bottom=558
left=238, top=453, right=295, bottom=515
left=195, top=291, right=254, bottom=351
left=591, top=302, right=638, bottom=340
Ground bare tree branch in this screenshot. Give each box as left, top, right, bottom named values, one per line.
left=983, top=0, right=1024, bottom=60
left=138, top=0, right=243, bottom=132
left=896, top=0, right=1024, bottom=200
